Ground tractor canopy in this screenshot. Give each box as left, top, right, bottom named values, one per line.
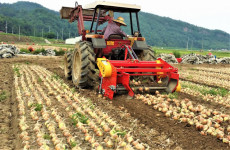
left=84, top=1, right=141, bottom=12
left=60, top=1, right=142, bottom=36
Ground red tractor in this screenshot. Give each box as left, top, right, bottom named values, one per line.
left=60, top=1, right=180, bottom=99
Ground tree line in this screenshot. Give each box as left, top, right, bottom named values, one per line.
left=0, top=1, right=229, bottom=50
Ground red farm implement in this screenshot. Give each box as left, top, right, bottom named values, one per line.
left=60, top=1, right=180, bottom=99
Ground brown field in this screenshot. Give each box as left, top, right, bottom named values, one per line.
left=0, top=55, right=230, bottom=150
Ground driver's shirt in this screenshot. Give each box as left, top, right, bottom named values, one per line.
left=102, top=21, right=127, bottom=39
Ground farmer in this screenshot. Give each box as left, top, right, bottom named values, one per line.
left=102, top=16, right=127, bottom=39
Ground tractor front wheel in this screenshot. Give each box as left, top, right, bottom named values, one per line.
left=72, top=41, right=96, bottom=88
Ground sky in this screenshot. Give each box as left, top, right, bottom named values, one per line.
left=1, top=0, right=230, bottom=34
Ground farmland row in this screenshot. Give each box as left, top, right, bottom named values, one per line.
left=180, top=81, right=230, bottom=108
left=14, top=64, right=150, bottom=150
left=183, top=69, right=230, bottom=81
left=193, top=67, right=230, bottom=75
left=135, top=92, right=230, bottom=146
left=179, top=71, right=230, bottom=90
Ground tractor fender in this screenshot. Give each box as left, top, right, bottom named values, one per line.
left=132, top=40, right=148, bottom=50
left=92, top=38, right=106, bottom=48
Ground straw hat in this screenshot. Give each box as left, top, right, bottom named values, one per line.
left=113, top=17, right=127, bottom=26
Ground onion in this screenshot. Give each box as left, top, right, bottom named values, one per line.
left=106, top=139, right=113, bottom=148
left=96, top=145, right=104, bottom=150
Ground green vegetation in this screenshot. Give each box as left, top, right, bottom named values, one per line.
left=43, top=134, right=51, bottom=140
left=33, top=103, right=43, bottom=111
left=110, top=127, right=126, bottom=137
left=70, top=141, right=77, bottom=148
left=0, top=91, right=7, bottom=101
left=182, top=82, right=229, bottom=97
left=71, top=113, right=89, bottom=125
left=37, top=77, right=43, bottom=83
left=54, top=48, right=66, bottom=56
left=13, top=66, right=21, bottom=77
left=168, top=92, right=179, bottom=99
left=0, top=2, right=76, bottom=40
left=173, top=51, right=181, bottom=58
left=153, top=47, right=230, bottom=58
left=51, top=74, right=60, bottom=81
left=0, top=1, right=230, bottom=50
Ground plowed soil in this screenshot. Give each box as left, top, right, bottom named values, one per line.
left=0, top=55, right=229, bottom=149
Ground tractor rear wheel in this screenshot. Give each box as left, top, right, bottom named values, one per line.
left=138, top=47, right=156, bottom=82
left=72, top=41, right=96, bottom=88
left=64, top=52, right=72, bottom=80
left=140, top=47, right=156, bottom=61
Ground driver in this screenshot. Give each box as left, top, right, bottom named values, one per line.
left=102, top=16, right=127, bottom=39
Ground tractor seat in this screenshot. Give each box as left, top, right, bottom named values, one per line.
left=108, top=34, right=123, bottom=40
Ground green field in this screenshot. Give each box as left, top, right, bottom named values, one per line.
left=1, top=33, right=229, bottom=58
left=153, top=47, right=230, bottom=58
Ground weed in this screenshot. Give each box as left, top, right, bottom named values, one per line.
left=37, top=77, right=42, bottom=83
left=25, top=61, right=30, bottom=64
left=33, top=103, right=43, bottom=111
left=173, top=51, right=181, bottom=58
left=168, top=92, right=178, bottom=99
left=13, top=66, right=21, bottom=77
left=71, top=88, right=76, bottom=94
left=0, top=91, right=7, bottom=101
left=217, top=88, right=229, bottom=97
left=72, top=113, right=89, bottom=125
left=54, top=48, right=66, bottom=56
left=110, top=128, right=126, bottom=137
left=51, top=74, right=60, bottom=81
left=70, top=141, right=77, bottom=148
left=20, top=48, right=30, bottom=54
left=32, top=48, right=46, bottom=55
left=43, top=134, right=51, bottom=140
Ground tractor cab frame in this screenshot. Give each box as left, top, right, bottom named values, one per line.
left=60, top=1, right=148, bottom=58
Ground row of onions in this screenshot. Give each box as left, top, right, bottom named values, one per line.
left=179, top=71, right=230, bottom=90
left=21, top=67, right=68, bottom=150
left=32, top=65, right=149, bottom=150
left=16, top=64, right=149, bottom=150
left=14, top=70, right=30, bottom=150
left=194, top=67, right=230, bottom=75
left=182, top=69, right=230, bottom=81
left=135, top=92, right=230, bottom=145
left=23, top=66, right=81, bottom=150
left=180, top=81, right=230, bottom=108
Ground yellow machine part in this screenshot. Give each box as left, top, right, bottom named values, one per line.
left=156, top=60, right=163, bottom=78
left=176, top=82, right=181, bottom=92
left=97, top=58, right=112, bottom=77
left=127, top=37, right=145, bottom=46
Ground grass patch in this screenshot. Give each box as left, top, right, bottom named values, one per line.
left=201, top=88, right=229, bottom=97
left=182, top=81, right=229, bottom=97
left=0, top=91, right=7, bottom=101
left=154, top=47, right=230, bottom=58
left=168, top=92, right=179, bottom=99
